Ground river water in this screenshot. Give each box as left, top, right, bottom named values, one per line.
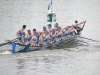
left=0, top=0, right=100, bottom=75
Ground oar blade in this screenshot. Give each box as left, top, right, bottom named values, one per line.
left=0, top=38, right=18, bottom=47
left=0, top=43, right=6, bottom=47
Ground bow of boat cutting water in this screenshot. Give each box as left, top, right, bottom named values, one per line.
left=0, top=0, right=100, bottom=75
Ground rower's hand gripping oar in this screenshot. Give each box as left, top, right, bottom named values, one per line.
left=0, top=38, right=18, bottom=47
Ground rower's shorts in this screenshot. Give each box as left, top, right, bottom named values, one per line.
left=57, top=35, right=62, bottom=39
left=61, top=34, right=67, bottom=39
left=34, top=41, right=39, bottom=45
left=51, top=37, right=56, bottom=41
left=18, top=37, right=22, bottom=41
left=69, top=32, right=73, bottom=36
left=44, top=39, right=48, bottom=42
left=24, top=39, right=28, bottom=43
left=73, top=25, right=78, bottom=29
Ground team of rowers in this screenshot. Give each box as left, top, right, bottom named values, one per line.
left=16, top=20, right=86, bottom=46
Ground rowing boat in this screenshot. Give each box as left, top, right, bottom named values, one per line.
left=11, top=29, right=83, bottom=53
left=10, top=0, right=85, bottom=53
left=0, top=0, right=86, bottom=54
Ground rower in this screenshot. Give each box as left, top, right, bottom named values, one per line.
left=32, top=29, right=40, bottom=37
left=62, top=26, right=77, bottom=39
left=21, top=32, right=29, bottom=45
left=54, top=23, right=62, bottom=31
left=68, top=26, right=77, bottom=36
left=62, top=26, right=69, bottom=38
left=54, top=23, right=64, bottom=41
left=39, top=32, right=48, bottom=45
left=55, top=28, right=63, bottom=41
left=16, top=25, right=26, bottom=42
left=72, top=20, right=86, bottom=31
left=30, top=29, right=40, bottom=46
left=43, top=26, right=49, bottom=36
left=62, top=27, right=68, bottom=35
left=26, top=30, right=32, bottom=41
left=47, top=24, right=56, bottom=41
left=39, top=26, right=49, bottom=44
left=50, top=28, right=56, bottom=41
left=30, top=35, right=39, bottom=46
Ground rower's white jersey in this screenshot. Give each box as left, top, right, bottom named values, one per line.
left=77, top=24, right=82, bottom=28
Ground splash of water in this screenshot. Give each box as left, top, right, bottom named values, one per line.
left=0, top=50, right=12, bottom=55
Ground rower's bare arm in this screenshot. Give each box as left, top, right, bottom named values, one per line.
left=54, top=32, right=56, bottom=36
left=16, top=30, right=21, bottom=37
left=61, top=28, right=63, bottom=31
left=38, top=36, right=41, bottom=41
left=26, top=34, right=28, bottom=39
left=78, top=20, right=86, bottom=25
left=48, top=29, right=50, bottom=33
